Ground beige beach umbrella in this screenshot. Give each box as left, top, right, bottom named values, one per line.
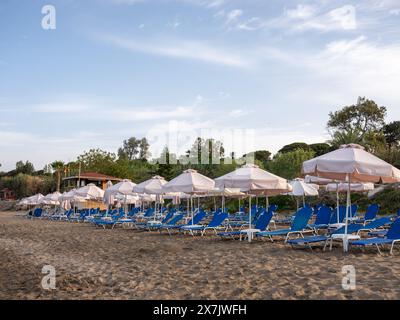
left=215, top=164, right=292, bottom=235
left=133, top=176, right=168, bottom=216
left=325, top=182, right=375, bottom=193
left=302, top=144, right=400, bottom=251
left=162, top=169, right=215, bottom=223
left=75, top=183, right=105, bottom=200
left=302, top=144, right=400, bottom=183
left=289, top=178, right=319, bottom=209
left=104, top=179, right=136, bottom=216
left=26, top=194, right=45, bottom=206
left=133, top=176, right=167, bottom=194
left=41, top=191, right=62, bottom=206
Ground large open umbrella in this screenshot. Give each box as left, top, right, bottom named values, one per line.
left=104, top=179, right=136, bottom=216
left=26, top=194, right=45, bottom=206
left=162, top=169, right=215, bottom=224
left=75, top=183, right=105, bottom=200
left=289, top=178, right=319, bottom=209
left=40, top=191, right=62, bottom=206
left=302, top=143, right=400, bottom=251
left=133, top=176, right=168, bottom=216
left=215, top=164, right=292, bottom=240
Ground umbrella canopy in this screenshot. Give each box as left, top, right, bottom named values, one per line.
left=162, top=170, right=215, bottom=194
left=208, top=187, right=248, bottom=198
left=215, top=164, right=292, bottom=196
left=105, top=179, right=136, bottom=196
left=75, top=183, right=105, bottom=200
left=133, top=176, right=168, bottom=195
left=326, top=182, right=375, bottom=193
left=302, top=144, right=400, bottom=183
left=41, top=191, right=62, bottom=205
left=302, top=144, right=400, bottom=252
left=289, top=179, right=319, bottom=197
left=304, top=175, right=334, bottom=185
left=25, top=194, right=44, bottom=205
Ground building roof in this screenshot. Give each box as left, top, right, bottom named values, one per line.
left=62, top=172, right=122, bottom=182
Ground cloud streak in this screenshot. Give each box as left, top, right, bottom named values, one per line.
left=94, top=33, right=252, bottom=68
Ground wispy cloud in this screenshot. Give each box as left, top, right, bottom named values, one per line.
left=231, top=4, right=357, bottom=33
left=94, top=33, right=252, bottom=68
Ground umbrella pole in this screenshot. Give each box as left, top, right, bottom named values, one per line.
left=191, top=196, right=194, bottom=225
left=238, top=198, right=241, bottom=213
left=214, top=197, right=216, bottom=212
left=344, top=175, right=350, bottom=252
left=248, top=195, right=252, bottom=242
left=266, top=196, right=269, bottom=208
left=336, top=182, right=340, bottom=223
left=303, top=195, right=305, bottom=208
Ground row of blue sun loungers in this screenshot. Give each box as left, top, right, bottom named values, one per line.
left=26, top=202, right=400, bottom=254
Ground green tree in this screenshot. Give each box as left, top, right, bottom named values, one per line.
left=156, top=146, right=175, bottom=180
left=278, top=142, right=311, bottom=154
left=138, top=137, right=151, bottom=161
left=51, top=161, right=65, bottom=192
left=77, top=149, right=117, bottom=175
left=268, top=149, right=315, bottom=180
left=328, top=97, right=387, bottom=148
left=383, top=121, right=400, bottom=150
left=15, top=161, right=35, bottom=175
left=118, top=137, right=140, bottom=160
left=309, top=143, right=331, bottom=156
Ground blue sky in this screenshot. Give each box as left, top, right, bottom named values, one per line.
left=1, top=0, right=400, bottom=171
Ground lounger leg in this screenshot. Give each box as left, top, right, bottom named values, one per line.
left=376, top=244, right=382, bottom=255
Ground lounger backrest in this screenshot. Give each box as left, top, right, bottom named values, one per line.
left=167, top=214, right=184, bottom=225
left=162, top=212, right=174, bottom=224
left=315, top=206, right=332, bottom=225
left=208, top=212, right=228, bottom=227
left=33, top=208, right=42, bottom=217
left=192, top=211, right=206, bottom=225
left=386, top=218, right=400, bottom=239
left=330, top=206, right=346, bottom=224
left=350, top=204, right=358, bottom=217
left=144, top=208, right=155, bottom=217
left=332, top=223, right=360, bottom=235
left=364, top=217, right=391, bottom=229
left=364, top=204, right=379, bottom=220
left=290, top=207, right=313, bottom=231
left=268, top=204, right=278, bottom=214
left=254, top=209, right=273, bottom=231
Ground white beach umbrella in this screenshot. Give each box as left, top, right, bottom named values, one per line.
left=163, top=170, right=215, bottom=194
left=75, top=183, right=105, bottom=200
left=304, top=175, right=334, bottom=185
left=325, top=182, right=375, bottom=193
left=302, top=144, right=400, bottom=251
left=26, top=194, right=44, bottom=206
left=104, top=179, right=136, bottom=216
left=215, top=164, right=292, bottom=235
left=41, top=191, right=62, bottom=205
left=133, top=176, right=167, bottom=194
left=163, top=169, right=215, bottom=223
left=133, top=176, right=168, bottom=216
left=289, top=178, right=319, bottom=209
left=302, top=144, right=400, bottom=183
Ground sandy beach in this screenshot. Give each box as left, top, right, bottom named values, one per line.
left=1, top=211, right=400, bottom=300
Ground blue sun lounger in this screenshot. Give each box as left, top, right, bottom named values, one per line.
left=350, top=218, right=400, bottom=255
left=288, top=217, right=393, bottom=251
left=217, top=208, right=273, bottom=240
left=307, top=206, right=332, bottom=232
left=182, top=212, right=229, bottom=236
left=155, top=214, right=185, bottom=235
left=354, top=204, right=379, bottom=225
left=257, top=207, right=313, bottom=242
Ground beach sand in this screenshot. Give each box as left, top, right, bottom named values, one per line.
left=1, top=211, right=400, bottom=300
